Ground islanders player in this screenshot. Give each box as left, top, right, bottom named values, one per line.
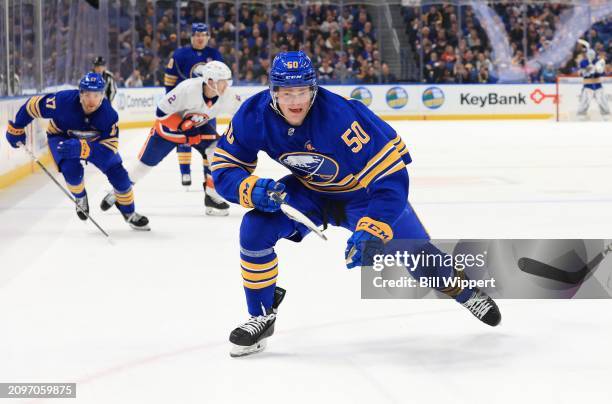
left=4, top=73, right=149, bottom=230
left=577, top=48, right=609, bottom=120
left=100, top=61, right=235, bottom=216
left=164, top=22, right=223, bottom=188
left=211, top=51, right=502, bottom=357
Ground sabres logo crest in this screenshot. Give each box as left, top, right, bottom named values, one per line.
left=279, top=152, right=339, bottom=184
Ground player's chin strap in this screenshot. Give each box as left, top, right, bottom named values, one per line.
left=204, top=78, right=232, bottom=98
left=269, top=86, right=318, bottom=125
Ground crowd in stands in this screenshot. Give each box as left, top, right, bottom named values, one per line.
left=2, top=1, right=611, bottom=96
left=119, top=1, right=387, bottom=87
left=402, top=3, right=612, bottom=84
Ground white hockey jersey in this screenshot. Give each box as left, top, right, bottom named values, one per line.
left=154, top=77, right=241, bottom=144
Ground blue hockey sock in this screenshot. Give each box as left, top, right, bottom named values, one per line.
left=240, top=247, right=278, bottom=316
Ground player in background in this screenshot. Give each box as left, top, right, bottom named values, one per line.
left=92, top=56, right=117, bottom=103
left=212, top=51, right=502, bottom=357
left=577, top=48, right=609, bottom=120
left=5, top=73, right=149, bottom=230
left=100, top=61, right=236, bottom=216
left=164, top=23, right=223, bottom=188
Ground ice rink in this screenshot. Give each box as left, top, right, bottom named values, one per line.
left=1, top=120, right=612, bottom=403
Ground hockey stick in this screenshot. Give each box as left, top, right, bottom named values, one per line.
left=269, top=192, right=327, bottom=241
left=21, top=144, right=112, bottom=240
left=517, top=242, right=612, bottom=284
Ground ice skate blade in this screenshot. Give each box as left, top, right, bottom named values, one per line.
left=128, top=223, right=151, bottom=231
left=230, top=340, right=267, bottom=358
left=206, top=207, right=230, bottom=216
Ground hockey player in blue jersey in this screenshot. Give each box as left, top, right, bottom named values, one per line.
left=5, top=73, right=150, bottom=230
left=211, top=51, right=501, bottom=357
left=165, top=22, right=224, bottom=188
left=577, top=48, right=609, bottom=120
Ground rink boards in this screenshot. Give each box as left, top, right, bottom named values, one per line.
left=2, top=81, right=609, bottom=187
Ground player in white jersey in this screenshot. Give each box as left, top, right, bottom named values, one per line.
left=100, top=61, right=240, bottom=216
left=577, top=49, right=610, bottom=120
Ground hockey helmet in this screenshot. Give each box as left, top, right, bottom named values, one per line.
left=79, top=72, right=106, bottom=92
left=192, top=22, right=209, bottom=34
left=92, top=56, right=106, bottom=66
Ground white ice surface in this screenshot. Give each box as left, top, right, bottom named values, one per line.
left=1, top=120, right=611, bottom=403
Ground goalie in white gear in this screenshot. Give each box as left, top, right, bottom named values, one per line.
left=577, top=48, right=610, bottom=120
left=100, top=61, right=241, bottom=216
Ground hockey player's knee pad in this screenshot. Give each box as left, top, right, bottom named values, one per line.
left=240, top=210, right=295, bottom=250
left=58, top=159, right=84, bottom=184
left=104, top=163, right=132, bottom=191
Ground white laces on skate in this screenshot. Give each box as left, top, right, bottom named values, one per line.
left=126, top=213, right=140, bottom=222
left=76, top=197, right=87, bottom=209
left=462, top=291, right=493, bottom=319
left=239, top=314, right=275, bottom=336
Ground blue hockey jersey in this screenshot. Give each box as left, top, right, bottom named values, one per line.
left=164, top=45, right=223, bottom=92
left=579, top=57, right=605, bottom=90
left=11, top=90, right=119, bottom=151
left=211, top=87, right=412, bottom=225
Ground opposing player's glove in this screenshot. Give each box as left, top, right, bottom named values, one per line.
left=5, top=120, right=26, bottom=148
left=238, top=176, right=285, bottom=212
left=56, top=138, right=91, bottom=159
left=179, top=113, right=208, bottom=132
left=345, top=217, right=393, bottom=269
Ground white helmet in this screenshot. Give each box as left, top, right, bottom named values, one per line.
left=586, top=49, right=596, bottom=62
left=194, top=61, right=233, bottom=88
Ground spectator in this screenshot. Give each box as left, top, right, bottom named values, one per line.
left=541, top=63, right=556, bottom=83
left=379, top=62, right=397, bottom=83
left=125, top=69, right=143, bottom=87
left=318, top=58, right=334, bottom=83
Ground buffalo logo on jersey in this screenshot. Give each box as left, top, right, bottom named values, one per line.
left=279, top=152, right=339, bottom=184
left=67, top=129, right=101, bottom=140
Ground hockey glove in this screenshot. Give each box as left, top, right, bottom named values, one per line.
left=56, top=138, right=91, bottom=159
left=6, top=121, right=26, bottom=148
left=239, top=176, right=285, bottom=212
left=345, top=217, right=393, bottom=269
left=179, top=113, right=208, bottom=131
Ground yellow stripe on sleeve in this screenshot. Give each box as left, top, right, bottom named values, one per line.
left=357, top=148, right=403, bottom=188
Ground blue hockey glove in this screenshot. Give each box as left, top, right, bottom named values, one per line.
left=345, top=217, right=393, bottom=269
left=56, top=138, right=90, bottom=159
left=6, top=120, right=26, bottom=148
left=239, top=176, right=285, bottom=212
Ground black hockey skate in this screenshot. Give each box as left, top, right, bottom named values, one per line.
left=181, top=173, right=192, bottom=187
left=75, top=195, right=89, bottom=221
left=230, top=287, right=286, bottom=358
left=205, top=193, right=230, bottom=216
left=461, top=289, right=501, bottom=326
left=122, top=212, right=151, bottom=231
left=100, top=191, right=116, bottom=212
